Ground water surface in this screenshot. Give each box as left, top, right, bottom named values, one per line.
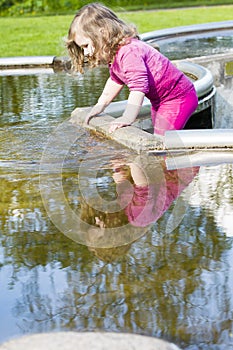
left=0, top=71, right=233, bottom=350
left=151, top=31, right=233, bottom=60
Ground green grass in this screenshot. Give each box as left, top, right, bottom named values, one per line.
left=0, top=5, right=233, bottom=57
left=120, top=5, right=233, bottom=32
left=0, top=16, right=70, bottom=57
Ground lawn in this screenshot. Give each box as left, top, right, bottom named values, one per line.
left=0, top=5, right=233, bottom=57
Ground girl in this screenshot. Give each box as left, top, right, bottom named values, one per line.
left=66, top=3, right=198, bottom=136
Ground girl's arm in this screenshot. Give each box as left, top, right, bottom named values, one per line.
left=128, top=162, right=148, bottom=187
left=109, top=90, right=145, bottom=133
left=85, top=77, right=124, bottom=124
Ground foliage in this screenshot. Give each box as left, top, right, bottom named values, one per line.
left=1, top=0, right=233, bottom=15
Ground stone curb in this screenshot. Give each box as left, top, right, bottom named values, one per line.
left=0, top=56, right=54, bottom=68
left=0, top=332, right=182, bottom=350
left=0, top=56, right=71, bottom=71
left=70, top=107, right=164, bottom=153
left=140, top=20, right=233, bottom=42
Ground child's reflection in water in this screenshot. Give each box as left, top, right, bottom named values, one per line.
left=80, top=156, right=199, bottom=261
left=112, top=158, right=199, bottom=227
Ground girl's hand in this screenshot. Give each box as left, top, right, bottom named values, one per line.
left=85, top=104, right=105, bottom=124
left=85, top=78, right=124, bottom=125
left=109, top=91, right=145, bottom=133
left=109, top=117, right=131, bottom=133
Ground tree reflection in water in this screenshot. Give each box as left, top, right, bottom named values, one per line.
left=1, top=152, right=233, bottom=349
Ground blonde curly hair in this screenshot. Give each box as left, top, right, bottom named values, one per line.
left=66, top=2, right=139, bottom=73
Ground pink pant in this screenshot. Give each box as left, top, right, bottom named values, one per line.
left=151, top=87, right=198, bottom=136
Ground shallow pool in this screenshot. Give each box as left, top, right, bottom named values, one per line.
left=0, top=70, right=233, bottom=350
left=149, top=30, right=233, bottom=60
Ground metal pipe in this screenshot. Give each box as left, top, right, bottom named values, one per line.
left=165, top=150, right=233, bottom=170
left=165, top=129, right=233, bottom=149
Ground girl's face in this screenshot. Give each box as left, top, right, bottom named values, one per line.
left=74, top=32, right=94, bottom=57
left=112, top=165, right=131, bottom=184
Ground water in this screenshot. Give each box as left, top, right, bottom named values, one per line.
left=1, top=70, right=233, bottom=350
left=150, top=31, right=233, bottom=60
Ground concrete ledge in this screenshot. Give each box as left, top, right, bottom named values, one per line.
left=0, top=56, right=70, bottom=71
left=70, top=107, right=164, bottom=153
left=0, top=67, right=54, bottom=76
left=0, top=332, right=181, bottom=350
left=0, top=56, right=55, bottom=68
left=184, top=52, right=233, bottom=86
left=140, top=20, right=233, bottom=41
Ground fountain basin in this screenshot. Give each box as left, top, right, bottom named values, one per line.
left=140, top=20, right=233, bottom=60
left=1, top=22, right=233, bottom=350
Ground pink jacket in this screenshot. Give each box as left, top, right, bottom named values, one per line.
left=109, top=38, right=194, bottom=109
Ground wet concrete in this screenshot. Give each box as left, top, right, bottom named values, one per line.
left=0, top=332, right=181, bottom=350
left=70, top=106, right=164, bottom=153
